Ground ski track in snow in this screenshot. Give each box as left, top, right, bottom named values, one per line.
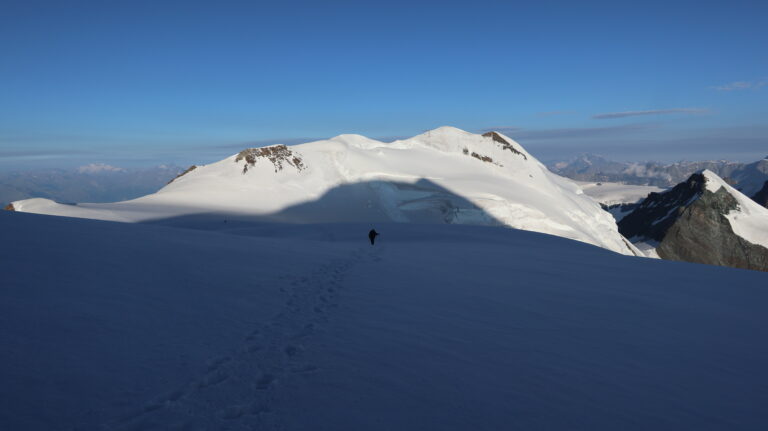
left=104, top=246, right=378, bottom=431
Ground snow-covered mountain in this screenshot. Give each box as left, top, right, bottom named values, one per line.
left=9, top=127, right=638, bottom=255
left=549, top=154, right=635, bottom=181
left=550, top=154, right=768, bottom=197
left=619, top=170, right=768, bottom=271
left=733, top=157, right=768, bottom=197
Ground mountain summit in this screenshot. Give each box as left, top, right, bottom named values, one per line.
left=10, top=127, right=637, bottom=255
left=619, top=170, right=768, bottom=271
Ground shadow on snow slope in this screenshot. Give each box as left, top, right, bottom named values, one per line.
left=141, top=178, right=504, bottom=230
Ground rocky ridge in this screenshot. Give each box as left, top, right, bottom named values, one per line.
left=619, top=171, right=768, bottom=271
left=235, top=145, right=306, bottom=174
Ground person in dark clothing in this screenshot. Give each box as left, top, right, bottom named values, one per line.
left=368, top=229, right=379, bottom=245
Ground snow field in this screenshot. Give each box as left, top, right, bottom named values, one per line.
left=2, top=211, right=767, bottom=430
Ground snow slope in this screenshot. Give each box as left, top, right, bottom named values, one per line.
left=702, top=169, right=768, bottom=249
left=10, top=127, right=637, bottom=255
left=2, top=211, right=767, bottom=430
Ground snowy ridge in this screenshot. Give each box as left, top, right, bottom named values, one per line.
left=701, top=169, right=768, bottom=249
left=11, top=127, right=637, bottom=255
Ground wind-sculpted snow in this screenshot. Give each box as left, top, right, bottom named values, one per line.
left=10, top=126, right=637, bottom=255
left=2, top=211, right=768, bottom=430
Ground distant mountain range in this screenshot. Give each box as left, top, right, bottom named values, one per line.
left=0, top=164, right=182, bottom=208
left=549, top=154, right=768, bottom=198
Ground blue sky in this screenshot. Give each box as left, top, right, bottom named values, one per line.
left=1, top=0, right=766, bottom=170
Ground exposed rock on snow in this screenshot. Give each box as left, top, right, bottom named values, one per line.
left=3, top=203, right=14, bottom=211
left=167, top=165, right=198, bottom=184
left=462, top=148, right=501, bottom=166
left=481, top=131, right=527, bottom=160
left=601, top=202, right=640, bottom=223
left=235, top=145, right=306, bottom=174
left=619, top=170, right=768, bottom=271
left=619, top=173, right=706, bottom=242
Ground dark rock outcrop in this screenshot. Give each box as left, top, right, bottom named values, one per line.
left=600, top=202, right=638, bottom=222
left=619, top=173, right=706, bottom=241
left=3, top=203, right=14, bottom=211
left=167, top=165, right=197, bottom=184
left=619, top=172, right=768, bottom=272
left=654, top=189, right=768, bottom=271
left=462, top=148, right=502, bottom=166
left=482, top=132, right=527, bottom=160
left=752, top=181, right=768, bottom=208
left=235, top=145, right=306, bottom=174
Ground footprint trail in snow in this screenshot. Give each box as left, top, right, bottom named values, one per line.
left=105, top=246, right=378, bottom=430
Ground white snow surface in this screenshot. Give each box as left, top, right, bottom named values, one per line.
left=2, top=211, right=767, bottom=430
left=702, top=169, right=768, bottom=249
left=633, top=240, right=662, bottom=259
left=575, top=180, right=664, bottom=205
left=11, top=127, right=637, bottom=255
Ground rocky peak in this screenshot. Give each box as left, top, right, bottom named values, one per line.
left=651, top=187, right=768, bottom=271
left=620, top=171, right=768, bottom=271
left=618, top=172, right=706, bottom=241
left=481, top=132, right=527, bottom=160
left=235, top=145, right=306, bottom=174
left=3, top=203, right=15, bottom=211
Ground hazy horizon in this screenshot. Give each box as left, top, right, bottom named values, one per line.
left=2, top=125, right=767, bottom=174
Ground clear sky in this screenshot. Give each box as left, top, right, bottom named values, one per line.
left=1, top=0, right=766, bottom=170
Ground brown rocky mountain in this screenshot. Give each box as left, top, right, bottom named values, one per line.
left=619, top=171, right=768, bottom=272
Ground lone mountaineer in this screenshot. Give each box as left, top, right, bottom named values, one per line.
left=368, top=229, right=379, bottom=245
